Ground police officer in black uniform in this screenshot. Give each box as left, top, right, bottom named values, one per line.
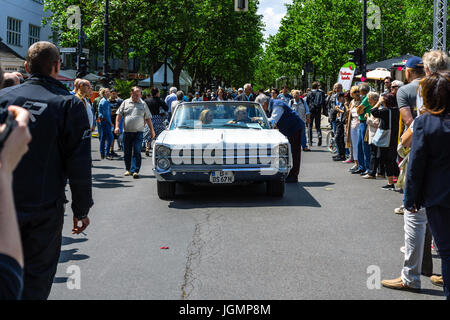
left=0, top=41, right=93, bottom=300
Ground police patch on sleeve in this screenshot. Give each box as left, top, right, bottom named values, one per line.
left=22, top=101, right=48, bottom=122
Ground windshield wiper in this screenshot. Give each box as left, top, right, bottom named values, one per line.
left=221, top=123, right=262, bottom=130
left=176, top=125, right=213, bottom=129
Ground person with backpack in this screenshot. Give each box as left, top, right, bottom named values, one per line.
left=306, top=81, right=325, bottom=147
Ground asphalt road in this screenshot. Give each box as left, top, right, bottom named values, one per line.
left=49, top=128, right=445, bottom=300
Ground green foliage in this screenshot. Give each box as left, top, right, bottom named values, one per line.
left=252, top=0, right=446, bottom=90
left=43, top=0, right=264, bottom=89
left=113, top=79, right=135, bottom=99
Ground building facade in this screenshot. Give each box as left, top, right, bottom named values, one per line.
left=0, top=0, right=53, bottom=72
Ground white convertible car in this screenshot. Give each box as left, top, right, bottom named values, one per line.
left=152, top=101, right=292, bottom=199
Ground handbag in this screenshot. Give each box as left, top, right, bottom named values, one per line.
left=372, top=108, right=391, bottom=148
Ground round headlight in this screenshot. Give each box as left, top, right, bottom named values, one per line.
left=279, top=144, right=289, bottom=156
left=157, top=158, right=171, bottom=170
left=156, top=145, right=171, bottom=157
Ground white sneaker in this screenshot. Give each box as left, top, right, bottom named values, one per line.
left=394, top=205, right=405, bottom=215
left=400, top=246, right=406, bottom=254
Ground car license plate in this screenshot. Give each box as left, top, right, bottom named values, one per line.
left=210, top=171, right=234, bottom=184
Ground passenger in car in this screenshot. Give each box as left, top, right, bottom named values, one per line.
left=199, top=109, right=214, bottom=124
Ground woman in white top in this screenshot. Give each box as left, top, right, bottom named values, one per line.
left=75, top=80, right=95, bottom=130
left=347, top=86, right=361, bottom=172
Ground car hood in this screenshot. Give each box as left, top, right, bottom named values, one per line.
left=158, top=129, right=288, bottom=146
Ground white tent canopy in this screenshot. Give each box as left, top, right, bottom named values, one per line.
left=138, top=65, right=192, bottom=90
left=355, top=68, right=391, bottom=81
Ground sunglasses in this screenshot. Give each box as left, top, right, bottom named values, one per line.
left=391, top=86, right=399, bottom=88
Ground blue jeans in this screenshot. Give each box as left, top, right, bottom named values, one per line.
left=426, top=206, right=450, bottom=300
left=300, top=119, right=307, bottom=149
left=357, top=121, right=371, bottom=172
left=331, top=120, right=337, bottom=135
left=124, top=132, right=144, bottom=173
left=99, top=121, right=113, bottom=157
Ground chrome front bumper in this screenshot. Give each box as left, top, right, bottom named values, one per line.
left=153, top=165, right=289, bottom=182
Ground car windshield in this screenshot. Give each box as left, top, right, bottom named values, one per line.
left=169, top=102, right=270, bottom=130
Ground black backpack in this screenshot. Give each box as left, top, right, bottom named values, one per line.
left=307, top=90, right=324, bottom=113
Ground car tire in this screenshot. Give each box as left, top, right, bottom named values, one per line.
left=157, top=181, right=176, bottom=200
left=266, top=179, right=285, bottom=197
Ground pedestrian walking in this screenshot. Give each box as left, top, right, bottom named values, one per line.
left=109, top=88, right=123, bottom=157
left=306, top=82, right=325, bottom=147
left=0, top=41, right=93, bottom=300
left=144, top=87, right=168, bottom=155
left=97, top=88, right=114, bottom=160
left=115, top=87, right=155, bottom=179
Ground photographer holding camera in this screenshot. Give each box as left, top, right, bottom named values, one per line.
left=0, top=67, right=32, bottom=300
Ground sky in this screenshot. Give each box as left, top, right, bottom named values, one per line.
left=257, top=0, right=293, bottom=39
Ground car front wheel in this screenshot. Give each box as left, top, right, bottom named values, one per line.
left=157, top=181, right=176, bottom=200
left=266, top=179, right=285, bottom=197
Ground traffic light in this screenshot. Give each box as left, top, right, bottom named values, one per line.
left=348, top=48, right=363, bottom=69
left=76, top=55, right=89, bottom=78
left=235, top=0, right=248, bottom=11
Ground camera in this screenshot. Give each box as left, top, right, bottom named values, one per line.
left=0, top=108, right=18, bottom=153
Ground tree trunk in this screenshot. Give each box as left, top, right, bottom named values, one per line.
left=122, top=42, right=130, bottom=80
left=173, top=66, right=182, bottom=90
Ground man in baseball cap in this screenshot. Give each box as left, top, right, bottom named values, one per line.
left=397, top=56, right=425, bottom=128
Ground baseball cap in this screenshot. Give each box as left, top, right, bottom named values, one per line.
left=405, top=56, right=424, bottom=69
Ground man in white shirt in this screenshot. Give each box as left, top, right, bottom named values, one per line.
left=115, top=87, right=155, bottom=179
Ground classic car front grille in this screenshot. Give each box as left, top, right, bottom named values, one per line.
left=170, top=145, right=281, bottom=166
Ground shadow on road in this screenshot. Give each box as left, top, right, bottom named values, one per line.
left=92, top=173, right=133, bottom=189
left=53, top=277, right=69, bottom=284
left=58, top=248, right=90, bottom=263
left=416, top=288, right=446, bottom=298
left=93, top=165, right=117, bottom=170
left=168, top=181, right=329, bottom=209
left=62, top=236, right=88, bottom=246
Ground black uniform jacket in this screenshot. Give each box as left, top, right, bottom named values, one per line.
left=0, top=74, right=93, bottom=219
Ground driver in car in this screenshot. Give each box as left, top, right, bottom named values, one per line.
left=228, top=106, right=253, bottom=124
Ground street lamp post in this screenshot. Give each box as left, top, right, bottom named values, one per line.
left=162, top=43, right=168, bottom=98
left=362, top=0, right=367, bottom=81
left=103, top=0, right=110, bottom=85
